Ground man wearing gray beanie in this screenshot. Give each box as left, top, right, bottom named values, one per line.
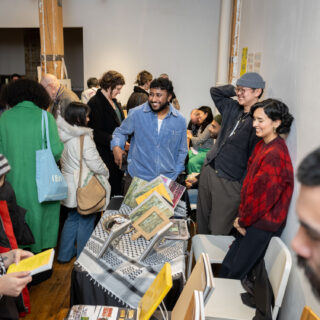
left=197, top=72, right=265, bottom=235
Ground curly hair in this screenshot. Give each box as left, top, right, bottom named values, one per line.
left=135, top=70, right=152, bottom=86
left=197, top=106, right=214, bottom=133
left=0, top=78, right=51, bottom=109
left=250, top=98, right=294, bottom=134
left=150, top=77, right=174, bottom=96
left=99, top=71, right=125, bottom=91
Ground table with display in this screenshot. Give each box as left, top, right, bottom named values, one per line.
left=70, top=197, right=188, bottom=311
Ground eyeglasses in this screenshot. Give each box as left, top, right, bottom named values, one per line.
left=235, top=87, right=253, bottom=94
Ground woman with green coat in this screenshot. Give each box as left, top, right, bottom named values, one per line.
left=0, top=79, right=64, bottom=253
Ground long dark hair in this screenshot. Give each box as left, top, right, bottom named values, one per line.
left=198, top=106, right=214, bottom=133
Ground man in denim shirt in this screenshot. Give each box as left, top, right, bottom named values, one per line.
left=197, top=72, right=265, bottom=235
left=111, top=77, right=187, bottom=190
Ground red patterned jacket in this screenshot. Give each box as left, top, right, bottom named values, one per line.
left=238, top=137, right=294, bottom=232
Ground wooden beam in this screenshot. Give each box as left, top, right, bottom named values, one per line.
left=38, top=0, right=65, bottom=79
left=228, top=0, right=242, bottom=84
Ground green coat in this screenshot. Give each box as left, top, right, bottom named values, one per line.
left=0, top=101, right=64, bottom=253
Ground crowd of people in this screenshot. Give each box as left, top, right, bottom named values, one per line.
left=1, top=69, right=320, bottom=317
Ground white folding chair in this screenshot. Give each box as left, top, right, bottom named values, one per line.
left=204, top=237, right=292, bottom=320
left=187, top=234, right=235, bottom=277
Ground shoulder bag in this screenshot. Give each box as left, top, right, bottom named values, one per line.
left=76, top=135, right=106, bottom=215
left=36, top=110, right=68, bottom=203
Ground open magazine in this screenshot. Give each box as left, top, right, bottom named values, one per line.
left=160, top=175, right=186, bottom=209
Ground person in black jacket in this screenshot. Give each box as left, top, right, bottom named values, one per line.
left=88, top=71, right=125, bottom=196
left=197, top=72, right=265, bottom=235
left=126, top=70, right=152, bottom=112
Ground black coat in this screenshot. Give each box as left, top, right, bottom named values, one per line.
left=126, top=86, right=149, bottom=112
left=87, top=89, right=125, bottom=195
left=0, top=181, right=34, bottom=246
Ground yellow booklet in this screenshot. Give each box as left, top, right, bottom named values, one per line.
left=137, top=262, right=172, bottom=320
left=135, top=184, right=173, bottom=206
left=7, top=248, right=55, bottom=276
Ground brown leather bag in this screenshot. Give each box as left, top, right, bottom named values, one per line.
left=76, top=135, right=106, bottom=215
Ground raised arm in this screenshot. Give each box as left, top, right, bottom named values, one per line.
left=210, top=85, right=237, bottom=115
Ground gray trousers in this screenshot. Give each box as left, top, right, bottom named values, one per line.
left=197, top=164, right=241, bottom=235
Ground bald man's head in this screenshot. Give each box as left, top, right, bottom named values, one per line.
left=40, top=74, right=60, bottom=99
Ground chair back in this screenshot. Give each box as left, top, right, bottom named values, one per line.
left=300, top=306, right=320, bottom=320
left=264, top=237, right=292, bottom=320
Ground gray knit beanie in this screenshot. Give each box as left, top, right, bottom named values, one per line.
left=236, top=72, right=265, bottom=89
left=0, top=154, right=11, bottom=177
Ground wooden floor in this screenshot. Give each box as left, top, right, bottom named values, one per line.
left=20, top=256, right=76, bottom=320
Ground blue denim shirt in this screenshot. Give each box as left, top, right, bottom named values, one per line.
left=111, top=102, right=188, bottom=181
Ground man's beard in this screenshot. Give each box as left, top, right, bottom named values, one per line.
left=297, top=255, right=320, bottom=299
left=148, top=101, right=169, bottom=113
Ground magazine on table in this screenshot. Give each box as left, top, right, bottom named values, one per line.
left=133, top=176, right=173, bottom=207
left=67, top=305, right=136, bottom=320
left=160, top=175, right=186, bottom=209
left=129, top=192, right=174, bottom=223
left=165, top=218, right=190, bottom=240
left=123, top=176, right=148, bottom=208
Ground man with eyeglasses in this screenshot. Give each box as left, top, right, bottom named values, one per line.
left=197, top=72, right=265, bottom=235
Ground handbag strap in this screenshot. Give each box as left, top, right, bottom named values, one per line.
left=78, top=135, right=85, bottom=188
left=41, top=110, right=51, bottom=150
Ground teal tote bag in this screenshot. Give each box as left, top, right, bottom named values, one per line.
left=36, top=110, right=68, bottom=202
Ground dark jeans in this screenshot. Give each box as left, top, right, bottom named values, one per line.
left=219, top=226, right=281, bottom=280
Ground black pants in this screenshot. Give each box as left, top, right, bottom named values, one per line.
left=219, top=226, right=281, bottom=280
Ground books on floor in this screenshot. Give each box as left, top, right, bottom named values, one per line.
left=7, top=248, right=54, bottom=276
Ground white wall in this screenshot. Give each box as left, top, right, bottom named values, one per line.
left=0, top=0, right=221, bottom=119
left=238, top=0, right=320, bottom=319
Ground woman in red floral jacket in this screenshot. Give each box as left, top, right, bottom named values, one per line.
left=219, top=99, right=294, bottom=279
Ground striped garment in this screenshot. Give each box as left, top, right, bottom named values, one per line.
left=0, top=154, right=10, bottom=177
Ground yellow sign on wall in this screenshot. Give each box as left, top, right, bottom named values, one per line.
left=240, top=47, right=248, bottom=76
